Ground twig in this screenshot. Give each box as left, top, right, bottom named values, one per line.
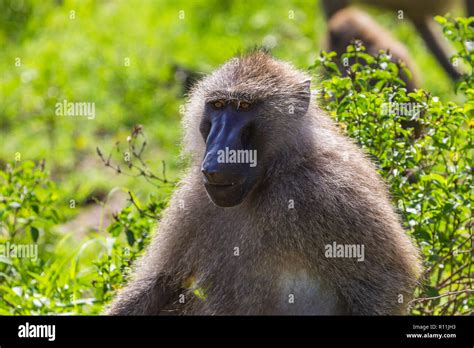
left=423, top=237, right=471, bottom=274
left=438, top=263, right=470, bottom=288
left=409, top=289, right=474, bottom=304
left=127, top=191, right=160, bottom=220
left=96, top=125, right=176, bottom=187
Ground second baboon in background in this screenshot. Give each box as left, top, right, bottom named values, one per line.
left=322, top=0, right=463, bottom=81
left=327, top=7, right=425, bottom=138
left=327, top=7, right=420, bottom=91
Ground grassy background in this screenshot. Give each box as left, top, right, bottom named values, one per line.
left=0, top=0, right=469, bottom=314
left=0, top=0, right=464, bottom=204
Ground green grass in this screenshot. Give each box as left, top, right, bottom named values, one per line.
left=1, top=0, right=462, bottom=202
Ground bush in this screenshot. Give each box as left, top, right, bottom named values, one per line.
left=313, top=16, right=473, bottom=315
left=0, top=150, right=170, bottom=314
left=0, top=160, right=68, bottom=314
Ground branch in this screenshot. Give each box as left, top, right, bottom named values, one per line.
left=127, top=191, right=160, bottom=220
left=409, top=289, right=474, bottom=304
left=96, top=125, right=176, bottom=188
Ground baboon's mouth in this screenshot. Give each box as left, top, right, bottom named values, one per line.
left=206, top=181, right=234, bottom=187
left=203, top=176, right=250, bottom=207
left=203, top=176, right=245, bottom=187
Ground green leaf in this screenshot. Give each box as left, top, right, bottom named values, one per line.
left=30, top=226, right=39, bottom=243
left=126, top=230, right=135, bottom=246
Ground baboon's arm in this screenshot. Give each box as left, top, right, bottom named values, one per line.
left=321, top=0, right=348, bottom=18
left=466, top=0, right=474, bottom=17
left=105, top=188, right=194, bottom=316
left=105, top=274, right=178, bottom=315
left=414, top=19, right=462, bottom=81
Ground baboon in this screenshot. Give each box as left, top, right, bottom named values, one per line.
left=322, top=0, right=463, bottom=81
left=327, top=7, right=423, bottom=138
left=106, top=52, right=422, bottom=315
left=327, top=7, right=420, bottom=91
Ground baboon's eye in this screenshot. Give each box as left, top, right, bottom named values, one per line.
left=239, top=101, right=250, bottom=109
left=212, top=100, right=225, bottom=108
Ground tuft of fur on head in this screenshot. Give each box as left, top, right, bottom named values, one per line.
left=182, top=51, right=312, bottom=164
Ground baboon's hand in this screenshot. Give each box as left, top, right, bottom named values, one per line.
left=105, top=275, right=175, bottom=315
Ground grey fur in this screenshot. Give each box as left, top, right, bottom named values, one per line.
left=106, top=52, right=422, bottom=315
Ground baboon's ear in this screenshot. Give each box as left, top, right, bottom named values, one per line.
left=301, top=78, right=311, bottom=93
left=300, top=79, right=311, bottom=113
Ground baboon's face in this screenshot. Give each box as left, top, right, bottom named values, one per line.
left=200, top=98, right=262, bottom=207
left=194, top=53, right=311, bottom=207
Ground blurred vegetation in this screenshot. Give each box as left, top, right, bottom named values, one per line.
left=0, top=0, right=472, bottom=314
left=314, top=15, right=473, bottom=315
